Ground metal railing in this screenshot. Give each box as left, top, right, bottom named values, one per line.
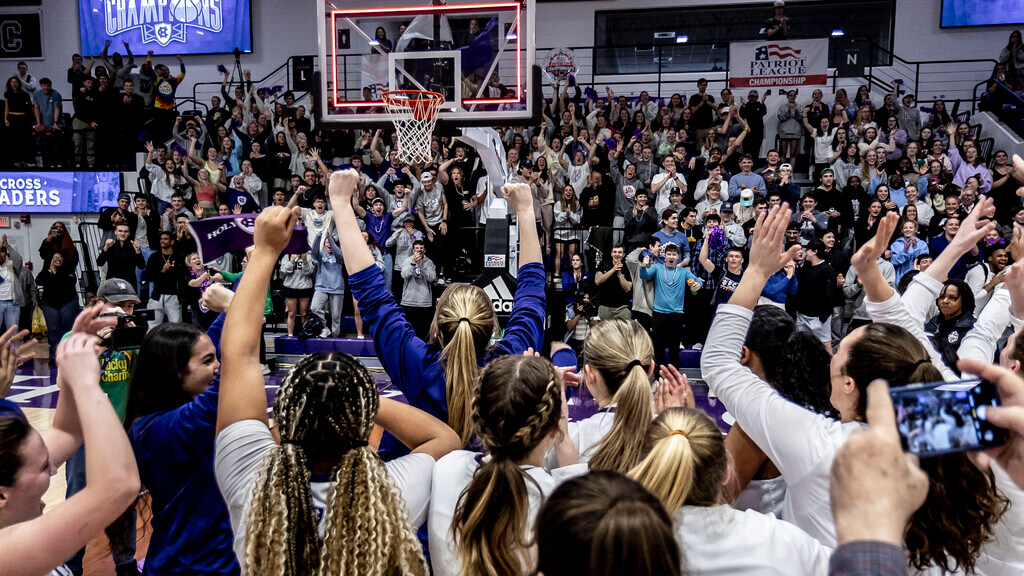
left=973, top=76, right=1024, bottom=138
left=190, top=55, right=317, bottom=114
left=863, top=39, right=997, bottom=107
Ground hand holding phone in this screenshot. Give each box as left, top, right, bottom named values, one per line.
left=890, top=378, right=1007, bottom=458
left=958, top=359, right=1024, bottom=490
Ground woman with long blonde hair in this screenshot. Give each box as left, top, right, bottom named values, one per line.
left=328, top=170, right=546, bottom=452
left=215, top=205, right=459, bottom=576
left=572, top=319, right=656, bottom=474
left=629, top=408, right=832, bottom=575
left=430, top=354, right=581, bottom=576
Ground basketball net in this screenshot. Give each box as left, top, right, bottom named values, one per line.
left=382, top=90, right=444, bottom=165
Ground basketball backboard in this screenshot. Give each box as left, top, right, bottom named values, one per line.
left=316, top=0, right=537, bottom=128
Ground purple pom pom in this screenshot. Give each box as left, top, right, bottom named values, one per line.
left=708, top=226, right=728, bottom=250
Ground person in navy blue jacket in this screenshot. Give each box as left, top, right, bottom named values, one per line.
left=124, top=322, right=239, bottom=576
left=328, top=169, right=546, bottom=452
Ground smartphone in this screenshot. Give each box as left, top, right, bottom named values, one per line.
left=890, top=379, right=1007, bottom=458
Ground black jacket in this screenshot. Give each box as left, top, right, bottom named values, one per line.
left=95, top=240, right=144, bottom=288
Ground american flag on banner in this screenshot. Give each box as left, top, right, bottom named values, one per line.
left=756, top=44, right=803, bottom=60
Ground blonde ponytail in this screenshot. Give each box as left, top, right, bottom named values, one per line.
left=629, top=408, right=727, bottom=514
left=583, top=320, right=655, bottom=474
left=432, top=284, right=497, bottom=446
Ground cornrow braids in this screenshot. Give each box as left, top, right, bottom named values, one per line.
left=453, top=355, right=563, bottom=576
left=243, top=352, right=428, bottom=576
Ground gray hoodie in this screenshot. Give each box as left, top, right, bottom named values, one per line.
left=401, top=254, right=436, bottom=307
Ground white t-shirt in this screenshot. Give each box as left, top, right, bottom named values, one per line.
left=301, top=208, right=334, bottom=248
left=652, top=173, right=684, bottom=213
left=214, top=420, right=434, bottom=566
left=428, top=450, right=587, bottom=576
left=0, top=264, right=13, bottom=301
left=733, top=475, right=787, bottom=519
left=567, top=410, right=614, bottom=462
left=674, top=505, right=832, bottom=575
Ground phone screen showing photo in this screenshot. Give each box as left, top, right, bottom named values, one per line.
left=890, top=379, right=1007, bottom=458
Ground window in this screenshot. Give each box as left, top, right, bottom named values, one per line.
left=593, top=0, right=894, bottom=75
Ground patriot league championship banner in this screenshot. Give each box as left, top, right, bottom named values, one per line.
left=728, top=39, right=828, bottom=89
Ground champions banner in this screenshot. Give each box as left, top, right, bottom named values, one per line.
left=0, top=172, right=121, bottom=213
left=728, top=39, right=828, bottom=89
left=188, top=214, right=308, bottom=264
left=79, top=0, right=252, bottom=56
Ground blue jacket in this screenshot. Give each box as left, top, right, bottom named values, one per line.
left=128, top=385, right=240, bottom=576
left=349, top=261, right=547, bottom=458
left=761, top=270, right=798, bottom=304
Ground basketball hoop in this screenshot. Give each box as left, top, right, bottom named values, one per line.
left=382, top=90, right=445, bottom=165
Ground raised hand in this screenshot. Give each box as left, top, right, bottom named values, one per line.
left=655, top=364, right=695, bottom=411
left=200, top=283, right=235, bottom=314
left=253, top=205, right=300, bottom=254
left=70, top=303, right=118, bottom=338
left=851, top=212, right=899, bottom=271
left=957, top=359, right=1024, bottom=490
left=0, top=327, right=36, bottom=399
left=951, top=196, right=997, bottom=252
left=501, top=182, right=533, bottom=214
left=103, top=238, right=115, bottom=251
left=328, top=169, right=360, bottom=209
left=748, top=203, right=801, bottom=278
left=55, top=332, right=103, bottom=390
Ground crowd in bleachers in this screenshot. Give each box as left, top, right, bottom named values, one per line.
left=5, top=9, right=1024, bottom=576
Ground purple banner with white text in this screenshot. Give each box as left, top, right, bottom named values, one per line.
left=188, top=214, right=307, bottom=264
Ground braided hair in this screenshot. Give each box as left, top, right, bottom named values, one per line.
left=243, top=352, right=428, bottom=576
left=452, top=354, right=563, bottom=576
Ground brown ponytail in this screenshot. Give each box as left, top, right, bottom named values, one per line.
left=453, top=355, right=562, bottom=576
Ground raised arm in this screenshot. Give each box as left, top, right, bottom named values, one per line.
left=728, top=203, right=802, bottom=310
left=925, top=198, right=995, bottom=286
left=216, top=206, right=299, bottom=433
left=849, top=212, right=900, bottom=303
left=376, top=397, right=459, bottom=460
left=1, top=328, right=138, bottom=576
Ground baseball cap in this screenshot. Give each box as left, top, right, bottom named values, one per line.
left=371, top=197, right=385, bottom=206
left=520, top=159, right=535, bottom=170
left=721, top=202, right=735, bottom=212
left=740, top=189, right=755, bottom=207
left=399, top=212, right=415, bottom=224
left=780, top=163, right=793, bottom=171
left=774, top=0, right=785, bottom=6
left=118, top=192, right=132, bottom=201
left=97, top=278, right=139, bottom=304
left=748, top=89, right=759, bottom=98
left=420, top=172, right=434, bottom=183
left=412, top=236, right=426, bottom=246
left=820, top=168, right=834, bottom=176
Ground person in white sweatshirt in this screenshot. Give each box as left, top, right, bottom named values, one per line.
left=630, top=407, right=832, bottom=575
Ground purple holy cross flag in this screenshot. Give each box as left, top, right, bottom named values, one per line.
left=187, top=214, right=308, bottom=264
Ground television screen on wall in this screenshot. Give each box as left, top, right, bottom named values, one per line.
left=79, top=0, right=252, bottom=56
left=941, top=0, right=1024, bottom=27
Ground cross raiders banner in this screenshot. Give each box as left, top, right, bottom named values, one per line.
left=728, top=39, right=828, bottom=89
